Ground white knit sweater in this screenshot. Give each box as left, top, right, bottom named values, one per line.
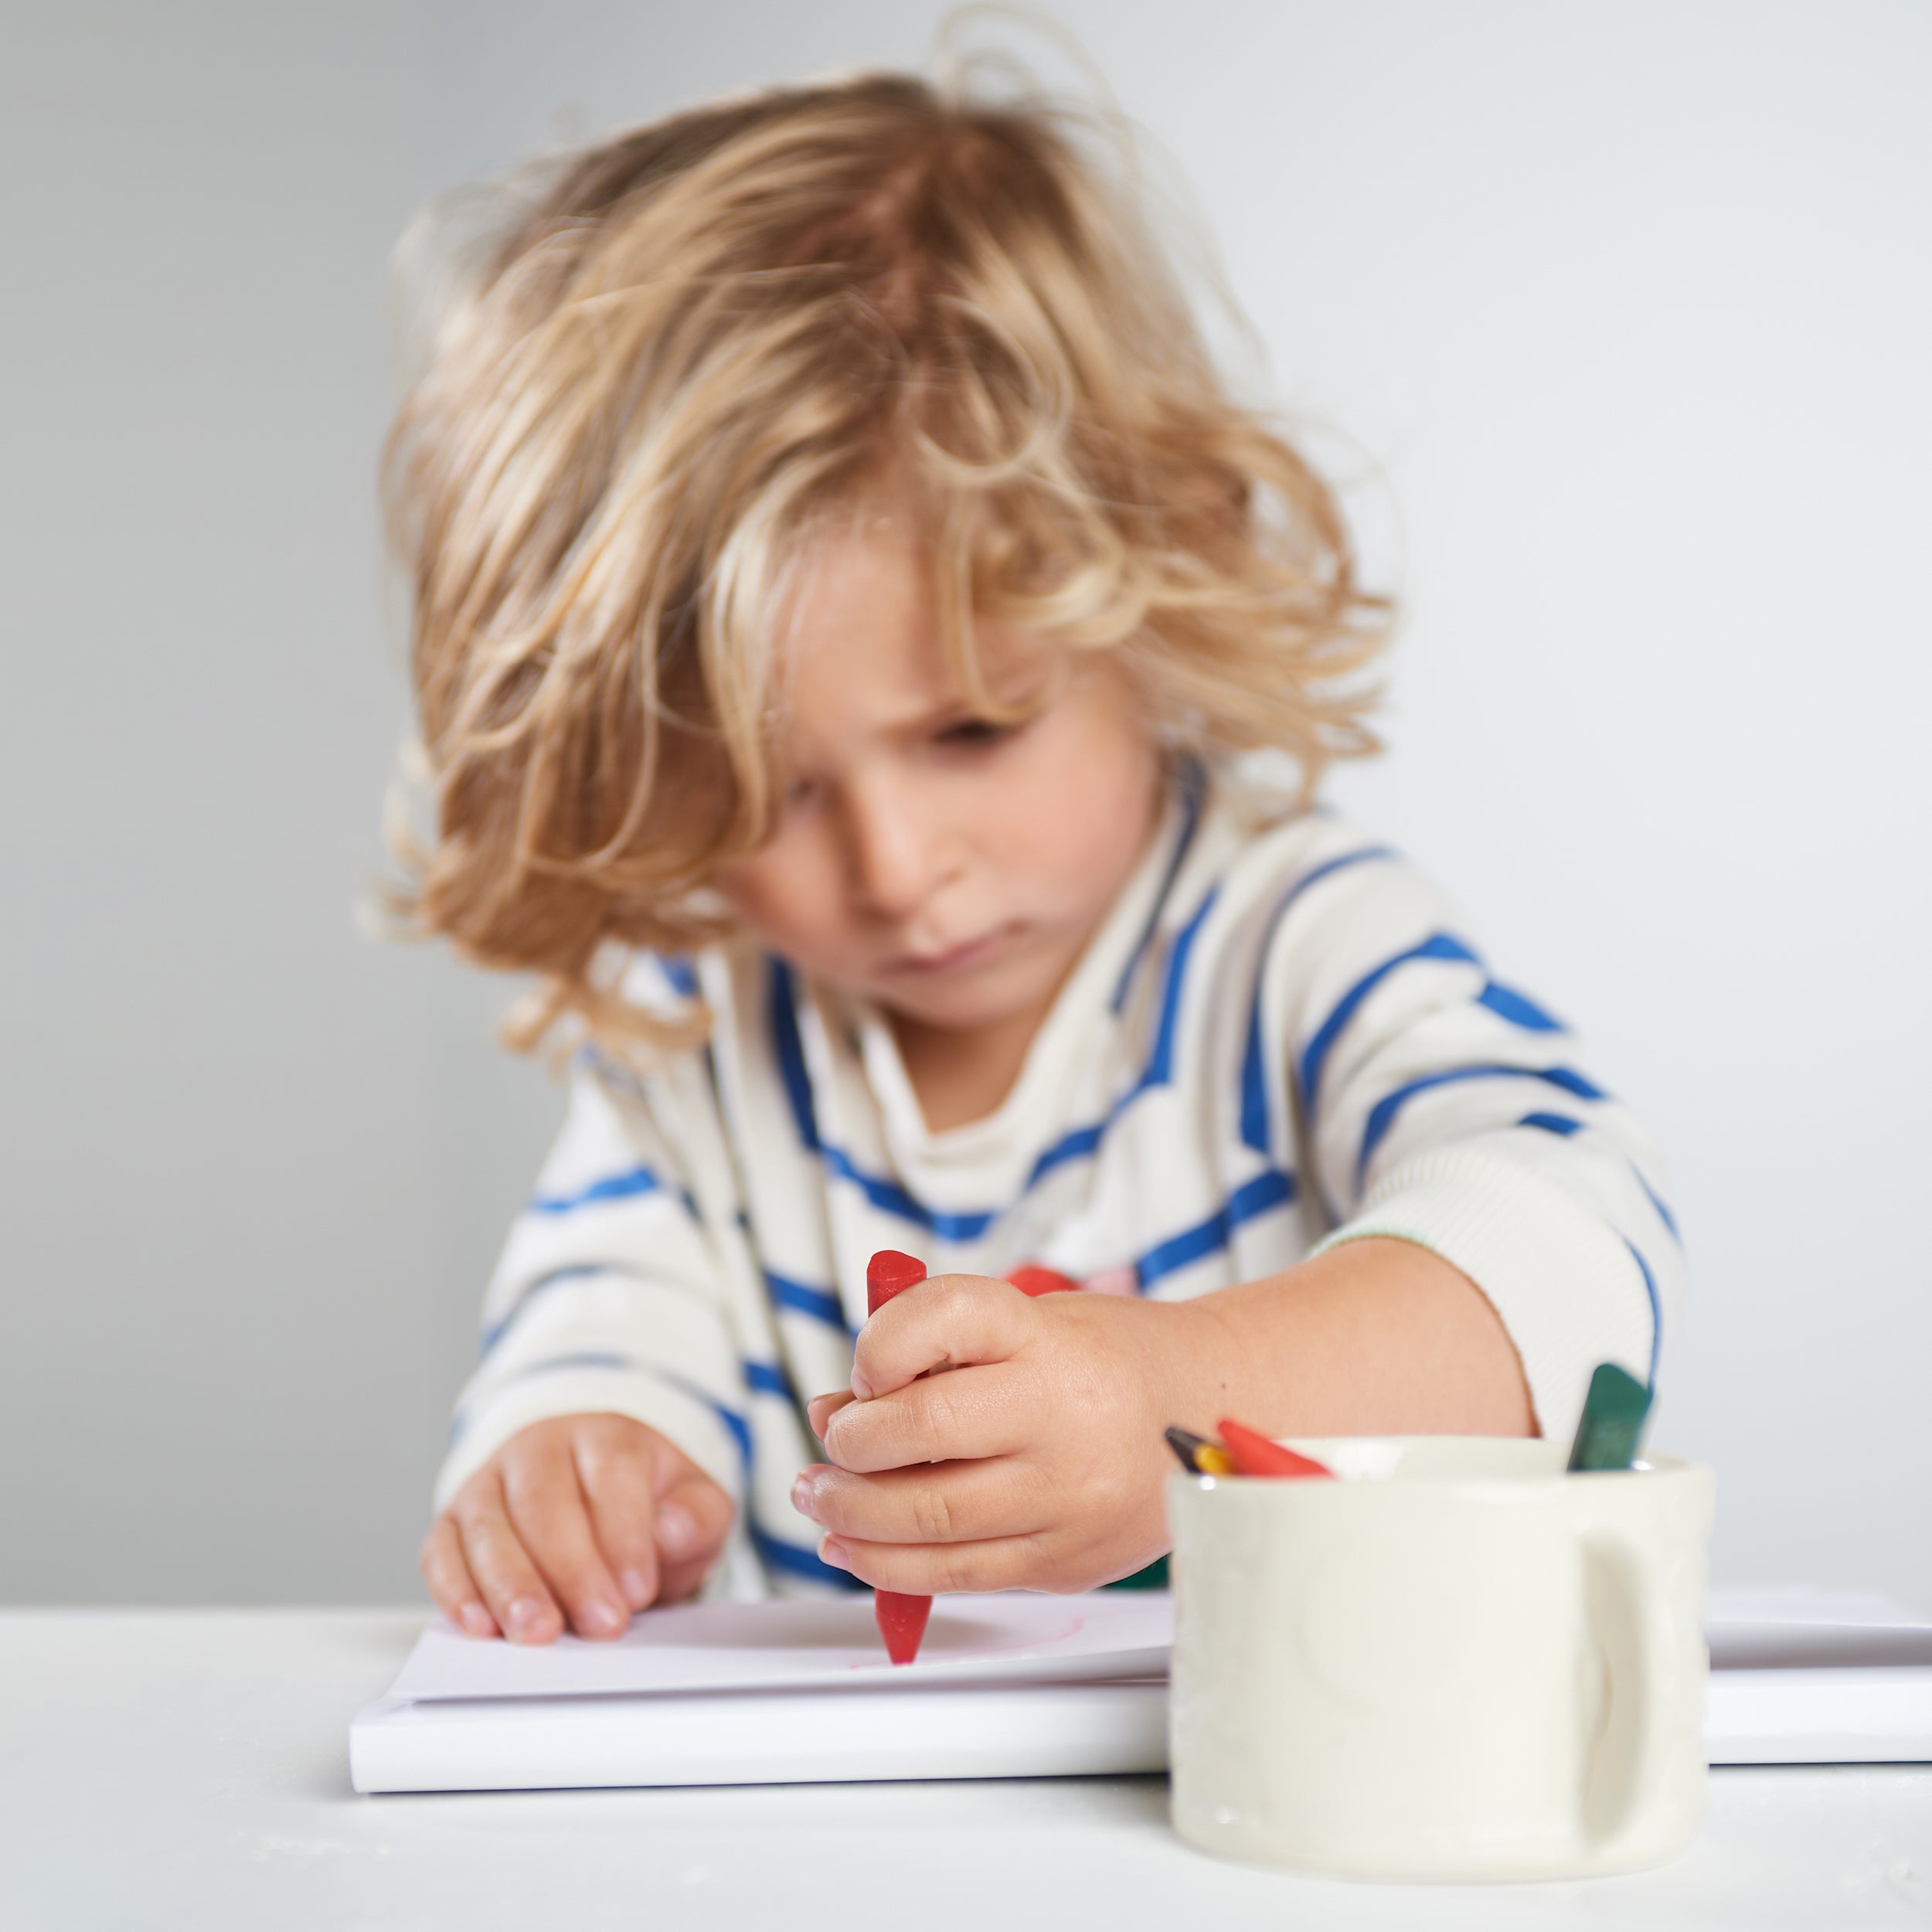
left=435, top=769, right=1679, bottom=1595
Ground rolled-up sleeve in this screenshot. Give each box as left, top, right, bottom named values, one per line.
left=433, top=1057, right=748, bottom=1514
left=1270, top=839, right=1681, bottom=1439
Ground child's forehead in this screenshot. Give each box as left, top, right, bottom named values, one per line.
left=776, top=509, right=1058, bottom=706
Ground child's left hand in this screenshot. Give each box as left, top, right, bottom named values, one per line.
left=798, top=1274, right=1205, bottom=1594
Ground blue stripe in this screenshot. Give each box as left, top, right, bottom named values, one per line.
left=1022, top=1120, right=1106, bottom=1189
left=1135, top=1168, right=1296, bottom=1292
left=1274, top=844, right=1399, bottom=920
left=1624, top=1237, right=1663, bottom=1386
left=1239, top=997, right=1270, bottom=1153
left=489, top=1351, right=752, bottom=1468
left=659, top=953, right=699, bottom=998
left=528, top=1165, right=660, bottom=1215
left=1024, top=885, right=1223, bottom=1182
left=744, top=1359, right=794, bottom=1398
left=752, top=1525, right=869, bottom=1591
left=1477, top=981, right=1563, bottom=1032
left=1519, top=1111, right=1583, bottom=1138
left=1299, top=933, right=1481, bottom=1115
left=769, top=960, right=820, bottom=1152
left=711, top=1400, right=753, bottom=1467
left=821, top=1145, right=998, bottom=1241
left=767, top=886, right=1222, bottom=1240
left=1236, top=844, right=1400, bottom=1158
left=1141, top=886, right=1218, bottom=1087
left=481, top=1263, right=616, bottom=1355
left=766, top=1269, right=849, bottom=1331
left=1356, top=1064, right=1608, bottom=1190
left=1632, top=1167, right=1682, bottom=1245
left=1109, top=764, right=1206, bottom=1013
left=501, top=1347, right=632, bottom=1376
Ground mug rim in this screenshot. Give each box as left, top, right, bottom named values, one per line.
left=1167, top=1434, right=1709, bottom=1492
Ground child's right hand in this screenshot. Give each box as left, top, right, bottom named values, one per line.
left=420, top=1413, right=733, bottom=1643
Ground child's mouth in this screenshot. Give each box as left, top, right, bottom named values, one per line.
left=889, top=924, right=1019, bottom=978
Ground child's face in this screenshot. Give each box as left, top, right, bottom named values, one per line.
left=717, top=520, right=1163, bottom=1047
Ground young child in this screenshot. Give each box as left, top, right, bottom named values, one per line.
left=386, top=73, right=1678, bottom=1645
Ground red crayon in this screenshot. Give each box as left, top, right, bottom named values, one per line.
left=1216, top=1417, right=1335, bottom=1480
left=865, top=1250, right=934, bottom=1665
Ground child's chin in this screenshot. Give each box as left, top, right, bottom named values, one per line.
left=876, top=971, right=1042, bottom=1034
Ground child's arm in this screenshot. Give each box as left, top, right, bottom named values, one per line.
left=797, top=832, right=1679, bottom=1593
left=799, top=1238, right=1523, bottom=1592
left=425, top=1048, right=744, bottom=1639
left=1265, top=833, right=1678, bottom=1435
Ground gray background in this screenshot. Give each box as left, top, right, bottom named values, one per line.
left=5, top=1, right=1927, bottom=1609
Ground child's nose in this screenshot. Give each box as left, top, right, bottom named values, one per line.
left=845, top=775, right=954, bottom=919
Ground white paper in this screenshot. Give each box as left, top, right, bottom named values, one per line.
left=387, top=1590, right=1175, bottom=1703
left=351, top=1680, right=1172, bottom=1793
left=1706, top=1587, right=1932, bottom=1672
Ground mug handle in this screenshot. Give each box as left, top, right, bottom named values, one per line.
left=1580, top=1530, right=1672, bottom=1846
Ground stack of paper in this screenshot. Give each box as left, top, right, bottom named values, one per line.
left=1706, top=1587, right=1932, bottom=1766
left=351, top=1593, right=1171, bottom=1794
left=350, top=1587, right=1932, bottom=1794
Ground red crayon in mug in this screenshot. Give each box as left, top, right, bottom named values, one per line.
left=865, top=1250, right=934, bottom=1665
left=1216, top=1417, right=1335, bottom=1480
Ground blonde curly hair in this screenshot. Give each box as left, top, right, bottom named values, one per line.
left=383, top=70, right=1385, bottom=1053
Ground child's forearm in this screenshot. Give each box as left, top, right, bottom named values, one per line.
left=1172, top=1237, right=1538, bottom=1441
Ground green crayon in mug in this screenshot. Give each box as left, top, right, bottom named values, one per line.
left=1566, top=1362, right=1652, bottom=1471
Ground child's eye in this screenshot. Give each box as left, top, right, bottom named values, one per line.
left=936, top=717, right=1013, bottom=749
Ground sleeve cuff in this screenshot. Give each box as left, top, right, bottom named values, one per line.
left=432, top=1365, right=747, bottom=1516
left=1311, top=1144, right=1657, bottom=1442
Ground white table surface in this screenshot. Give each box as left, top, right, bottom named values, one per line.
left=4, top=1609, right=1927, bottom=1932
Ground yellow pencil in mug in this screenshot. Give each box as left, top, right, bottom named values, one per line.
left=1163, top=1427, right=1236, bottom=1477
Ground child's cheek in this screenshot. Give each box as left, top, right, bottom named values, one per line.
left=1009, top=696, right=1160, bottom=889
left=717, top=832, right=849, bottom=964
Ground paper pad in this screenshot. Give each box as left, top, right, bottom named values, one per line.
left=388, top=1590, right=1175, bottom=1702
left=351, top=1586, right=1932, bottom=1793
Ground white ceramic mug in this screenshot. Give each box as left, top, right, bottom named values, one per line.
left=1168, top=1436, right=1715, bottom=1881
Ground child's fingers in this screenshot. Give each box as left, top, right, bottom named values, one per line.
left=571, top=1419, right=662, bottom=1611
left=654, top=1553, right=716, bottom=1604
left=816, top=1529, right=1043, bottom=1596
left=793, top=1455, right=1047, bottom=1546
left=650, top=1464, right=735, bottom=1574
left=806, top=1388, right=855, bottom=1440
left=501, top=1440, right=634, bottom=1641
left=851, top=1274, right=1032, bottom=1400
left=420, top=1513, right=500, bottom=1638
left=822, top=1361, right=1032, bottom=1473
left=451, top=1471, right=566, bottom=1645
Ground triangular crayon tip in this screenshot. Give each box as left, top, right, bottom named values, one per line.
left=875, top=1589, right=932, bottom=1665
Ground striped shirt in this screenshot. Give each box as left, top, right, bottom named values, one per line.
left=435, top=768, right=1680, bottom=1596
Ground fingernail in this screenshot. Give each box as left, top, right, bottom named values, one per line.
left=791, top=1474, right=819, bottom=1521
left=818, top=1536, right=851, bottom=1571
left=580, top=1597, right=626, bottom=1637
left=619, top=1569, right=651, bottom=1609
left=458, top=1601, right=496, bottom=1639
left=656, top=1502, right=699, bottom=1560
left=505, top=1597, right=549, bottom=1641
left=849, top=1369, right=873, bottom=1401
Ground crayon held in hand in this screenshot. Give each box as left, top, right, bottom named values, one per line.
left=1216, top=1417, right=1335, bottom=1479
left=1164, top=1425, right=1236, bottom=1476
left=865, top=1249, right=934, bottom=1665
